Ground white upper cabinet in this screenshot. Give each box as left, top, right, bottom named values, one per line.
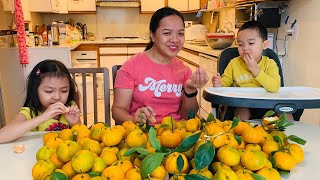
left=30, top=0, right=60, bottom=13
left=58, top=0, right=68, bottom=14
left=168, top=0, right=200, bottom=12
left=2, top=0, right=31, bottom=21
left=189, top=0, right=200, bottom=11
left=67, top=0, right=96, bottom=12
left=140, top=0, right=165, bottom=13
left=168, top=0, right=188, bottom=11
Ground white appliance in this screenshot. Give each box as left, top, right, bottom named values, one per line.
left=185, top=24, right=208, bottom=42
left=71, top=51, right=97, bottom=68
left=199, top=53, right=218, bottom=118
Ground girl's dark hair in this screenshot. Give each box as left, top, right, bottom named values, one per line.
left=145, top=7, right=185, bottom=51
left=238, top=20, right=268, bottom=41
left=24, top=59, right=78, bottom=117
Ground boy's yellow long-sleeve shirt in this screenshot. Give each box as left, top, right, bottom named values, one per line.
left=221, top=56, right=281, bottom=92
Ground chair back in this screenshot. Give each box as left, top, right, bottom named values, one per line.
left=0, top=82, right=5, bottom=128
left=68, top=68, right=111, bottom=126
left=217, top=47, right=284, bottom=86
left=112, top=65, right=122, bottom=88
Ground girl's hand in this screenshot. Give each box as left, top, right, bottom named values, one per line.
left=212, top=73, right=222, bottom=87
left=41, top=102, right=67, bottom=120
left=64, top=105, right=81, bottom=126
left=134, top=106, right=157, bottom=124
left=243, top=54, right=260, bottom=76
left=186, top=68, right=209, bottom=90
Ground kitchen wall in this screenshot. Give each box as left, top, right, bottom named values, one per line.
left=0, top=1, right=13, bottom=30
left=281, top=0, right=320, bottom=125
left=42, top=7, right=199, bottom=40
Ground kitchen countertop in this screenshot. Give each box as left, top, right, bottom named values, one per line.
left=183, top=43, right=223, bottom=57
left=20, top=38, right=226, bottom=57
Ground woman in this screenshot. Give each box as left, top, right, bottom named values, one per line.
left=112, top=7, right=208, bottom=125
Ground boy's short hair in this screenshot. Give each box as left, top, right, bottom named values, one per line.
left=239, top=20, right=268, bottom=41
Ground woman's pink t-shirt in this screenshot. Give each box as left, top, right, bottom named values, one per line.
left=114, top=52, right=192, bottom=123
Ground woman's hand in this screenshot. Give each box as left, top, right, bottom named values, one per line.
left=186, top=68, right=209, bottom=90
left=212, top=73, right=222, bottom=87
left=41, top=102, right=67, bottom=120
left=134, top=106, right=157, bottom=124
left=64, top=105, right=81, bottom=126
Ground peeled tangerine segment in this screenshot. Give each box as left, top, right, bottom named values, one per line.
left=13, top=144, right=26, bottom=153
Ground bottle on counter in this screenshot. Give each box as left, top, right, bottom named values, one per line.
left=48, top=34, right=53, bottom=47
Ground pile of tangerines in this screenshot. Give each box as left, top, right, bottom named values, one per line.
left=32, top=111, right=306, bottom=180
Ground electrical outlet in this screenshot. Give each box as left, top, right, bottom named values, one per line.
left=286, top=25, right=298, bottom=40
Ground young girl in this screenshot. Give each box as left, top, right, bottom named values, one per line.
left=0, top=60, right=81, bottom=143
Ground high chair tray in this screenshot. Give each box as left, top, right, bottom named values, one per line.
left=203, top=86, right=320, bottom=110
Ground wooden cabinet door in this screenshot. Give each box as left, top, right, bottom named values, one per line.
left=2, top=0, right=31, bottom=21
left=58, top=0, right=68, bottom=14
left=30, top=0, right=59, bottom=13
left=168, top=0, right=188, bottom=11
left=140, top=0, right=165, bottom=13
left=189, top=0, right=200, bottom=11
left=100, top=56, right=128, bottom=89
left=67, top=0, right=96, bottom=12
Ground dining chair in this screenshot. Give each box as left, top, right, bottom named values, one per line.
left=0, top=82, right=6, bottom=128
left=68, top=68, right=111, bottom=126
left=112, top=65, right=122, bottom=88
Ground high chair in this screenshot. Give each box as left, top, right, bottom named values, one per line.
left=69, top=68, right=111, bottom=126
left=214, top=47, right=303, bottom=121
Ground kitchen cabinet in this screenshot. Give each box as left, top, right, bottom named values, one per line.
left=58, top=0, right=68, bottom=14
left=99, top=46, right=128, bottom=89
left=67, top=0, right=96, bottom=12
left=168, top=0, right=200, bottom=12
left=199, top=53, right=218, bottom=117
left=30, top=0, right=59, bottom=13
left=2, top=0, right=31, bottom=21
left=99, top=45, right=146, bottom=89
left=140, top=0, right=165, bottom=13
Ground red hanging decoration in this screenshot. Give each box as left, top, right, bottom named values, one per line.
left=14, top=0, right=28, bottom=65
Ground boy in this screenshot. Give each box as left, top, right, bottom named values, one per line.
left=212, top=20, right=281, bottom=120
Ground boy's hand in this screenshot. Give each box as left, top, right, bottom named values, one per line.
left=64, top=105, right=81, bottom=126
left=212, top=73, right=222, bottom=87
left=42, top=102, right=67, bottom=120
left=243, top=54, right=260, bottom=76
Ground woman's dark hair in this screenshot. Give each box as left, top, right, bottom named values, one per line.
left=145, top=7, right=185, bottom=51
left=24, top=59, right=78, bottom=117
left=238, top=20, right=268, bottom=41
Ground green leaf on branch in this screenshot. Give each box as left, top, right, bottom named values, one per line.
left=251, top=173, right=267, bottom=180
left=173, top=132, right=201, bottom=153
left=273, top=135, right=282, bottom=147
left=50, top=172, right=68, bottom=180
left=124, top=147, right=150, bottom=157
left=88, top=171, right=102, bottom=178
left=194, top=142, right=214, bottom=171
left=188, top=109, right=196, bottom=119
left=177, top=155, right=184, bottom=173
left=287, top=135, right=307, bottom=145
left=274, top=114, right=286, bottom=129
left=263, top=110, right=275, bottom=118
left=185, top=174, right=210, bottom=180
left=140, top=153, right=166, bottom=179
left=234, top=134, right=242, bottom=145
left=148, top=127, right=161, bottom=151
left=206, top=113, right=215, bottom=122
left=230, top=116, right=240, bottom=130
left=278, top=170, right=290, bottom=176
